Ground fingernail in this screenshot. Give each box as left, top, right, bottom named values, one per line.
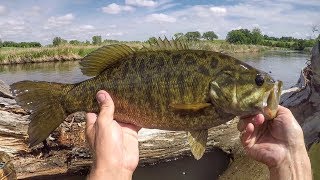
left=97, top=93, right=106, bottom=103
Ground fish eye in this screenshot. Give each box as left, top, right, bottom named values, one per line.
left=255, top=74, right=264, bottom=86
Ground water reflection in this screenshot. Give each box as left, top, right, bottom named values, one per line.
left=233, top=51, right=309, bottom=89
left=0, top=61, right=75, bottom=73
left=0, top=61, right=90, bottom=84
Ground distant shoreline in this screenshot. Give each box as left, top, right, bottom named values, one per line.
left=0, top=41, right=281, bottom=65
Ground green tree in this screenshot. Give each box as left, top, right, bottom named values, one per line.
left=280, top=36, right=295, bottom=42
left=251, top=28, right=263, bottom=44
left=147, top=37, right=157, bottom=44
left=317, top=34, right=320, bottom=40
left=292, top=39, right=306, bottom=51
left=85, top=40, right=91, bottom=45
left=275, top=41, right=286, bottom=48
left=261, top=40, right=272, bottom=46
left=174, top=32, right=184, bottom=40
left=2, top=41, right=16, bottom=47
left=238, top=29, right=252, bottom=43
left=202, top=31, right=218, bottom=40
left=0, top=39, right=2, bottom=48
left=20, top=42, right=30, bottom=48
left=227, top=28, right=265, bottom=44
left=53, top=37, right=67, bottom=46
left=92, top=35, right=102, bottom=45
left=226, top=29, right=249, bottom=44
left=304, top=39, right=316, bottom=47
left=104, top=39, right=120, bottom=44
left=69, top=40, right=81, bottom=45
left=185, top=31, right=201, bottom=41
left=29, top=42, right=41, bottom=47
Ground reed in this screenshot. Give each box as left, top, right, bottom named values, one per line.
left=0, top=41, right=272, bottom=65
left=0, top=45, right=97, bottom=65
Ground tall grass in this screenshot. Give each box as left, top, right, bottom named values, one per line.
left=0, top=45, right=96, bottom=64
left=0, top=40, right=273, bottom=65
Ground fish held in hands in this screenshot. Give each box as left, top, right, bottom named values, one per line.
left=10, top=38, right=282, bottom=160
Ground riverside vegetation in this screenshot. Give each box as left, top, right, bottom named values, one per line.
left=0, top=28, right=319, bottom=65
left=0, top=41, right=273, bottom=65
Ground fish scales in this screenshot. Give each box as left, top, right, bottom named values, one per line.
left=63, top=50, right=232, bottom=130
left=11, top=38, right=282, bottom=159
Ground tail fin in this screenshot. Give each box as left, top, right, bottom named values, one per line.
left=10, top=81, right=74, bottom=147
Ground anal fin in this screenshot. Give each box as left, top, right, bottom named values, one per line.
left=187, top=130, right=208, bottom=160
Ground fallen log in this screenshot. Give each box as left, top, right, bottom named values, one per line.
left=0, top=41, right=319, bottom=179
left=0, top=81, right=13, bottom=99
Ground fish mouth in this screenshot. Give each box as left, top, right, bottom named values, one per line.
left=262, top=81, right=283, bottom=120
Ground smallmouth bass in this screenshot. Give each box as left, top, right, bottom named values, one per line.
left=11, top=38, right=282, bottom=159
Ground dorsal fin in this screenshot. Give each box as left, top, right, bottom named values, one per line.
left=79, top=38, right=189, bottom=77
left=79, top=44, right=135, bottom=76
left=143, top=37, right=189, bottom=51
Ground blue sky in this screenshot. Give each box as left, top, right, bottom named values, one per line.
left=0, top=0, right=319, bottom=44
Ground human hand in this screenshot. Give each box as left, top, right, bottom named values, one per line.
left=238, top=105, right=311, bottom=179
left=85, top=90, right=141, bottom=180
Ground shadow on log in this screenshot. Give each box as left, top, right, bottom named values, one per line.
left=0, top=41, right=319, bottom=179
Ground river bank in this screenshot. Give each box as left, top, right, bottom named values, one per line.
left=0, top=41, right=278, bottom=65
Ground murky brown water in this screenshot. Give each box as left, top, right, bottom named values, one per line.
left=133, top=148, right=230, bottom=180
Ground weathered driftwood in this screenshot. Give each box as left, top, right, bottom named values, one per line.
left=0, top=42, right=319, bottom=179
left=0, top=81, right=13, bottom=99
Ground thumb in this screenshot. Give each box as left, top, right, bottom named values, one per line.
left=96, top=90, right=114, bottom=123
left=85, top=112, right=97, bottom=147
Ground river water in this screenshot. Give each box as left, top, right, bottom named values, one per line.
left=0, top=51, right=310, bottom=89
left=0, top=50, right=310, bottom=179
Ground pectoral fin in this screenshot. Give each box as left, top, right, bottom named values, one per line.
left=170, top=103, right=211, bottom=111
left=187, top=130, right=208, bottom=160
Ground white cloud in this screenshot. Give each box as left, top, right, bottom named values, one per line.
left=209, top=7, right=227, bottom=15
left=69, top=25, right=95, bottom=35
left=186, top=6, right=227, bottom=18
left=234, top=26, right=243, bottom=30
left=159, top=30, right=167, bottom=34
left=106, top=32, right=124, bottom=36
left=44, top=13, right=74, bottom=29
left=0, top=0, right=319, bottom=44
left=109, top=24, right=117, bottom=28
left=26, top=6, right=42, bottom=16
left=277, top=0, right=320, bottom=6
left=79, top=25, right=95, bottom=30
left=146, top=13, right=176, bottom=23
left=102, top=3, right=134, bottom=14
left=0, top=5, right=8, bottom=15
left=125, top=0, right=157, bottom=7
left=0, top=19, right=27, bottom=36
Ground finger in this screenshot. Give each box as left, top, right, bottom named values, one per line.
left=237, top=118, right=244, bottom=131
left=276, top=105, right=293, bottom=116
left=240, top=123, right=254, bottom=147
left=96, top=90, right=115, bottom=124
left=119, top=122, right=142, bottom=133
left=237, top=116, right=251, bottom=131
left=85, top=113, right=97, bottom=132
left=238, top=114, right=265, bottom=131
left=85, top=113, right=97, bottom=144
left=254, top=114, right=265, bottom=125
